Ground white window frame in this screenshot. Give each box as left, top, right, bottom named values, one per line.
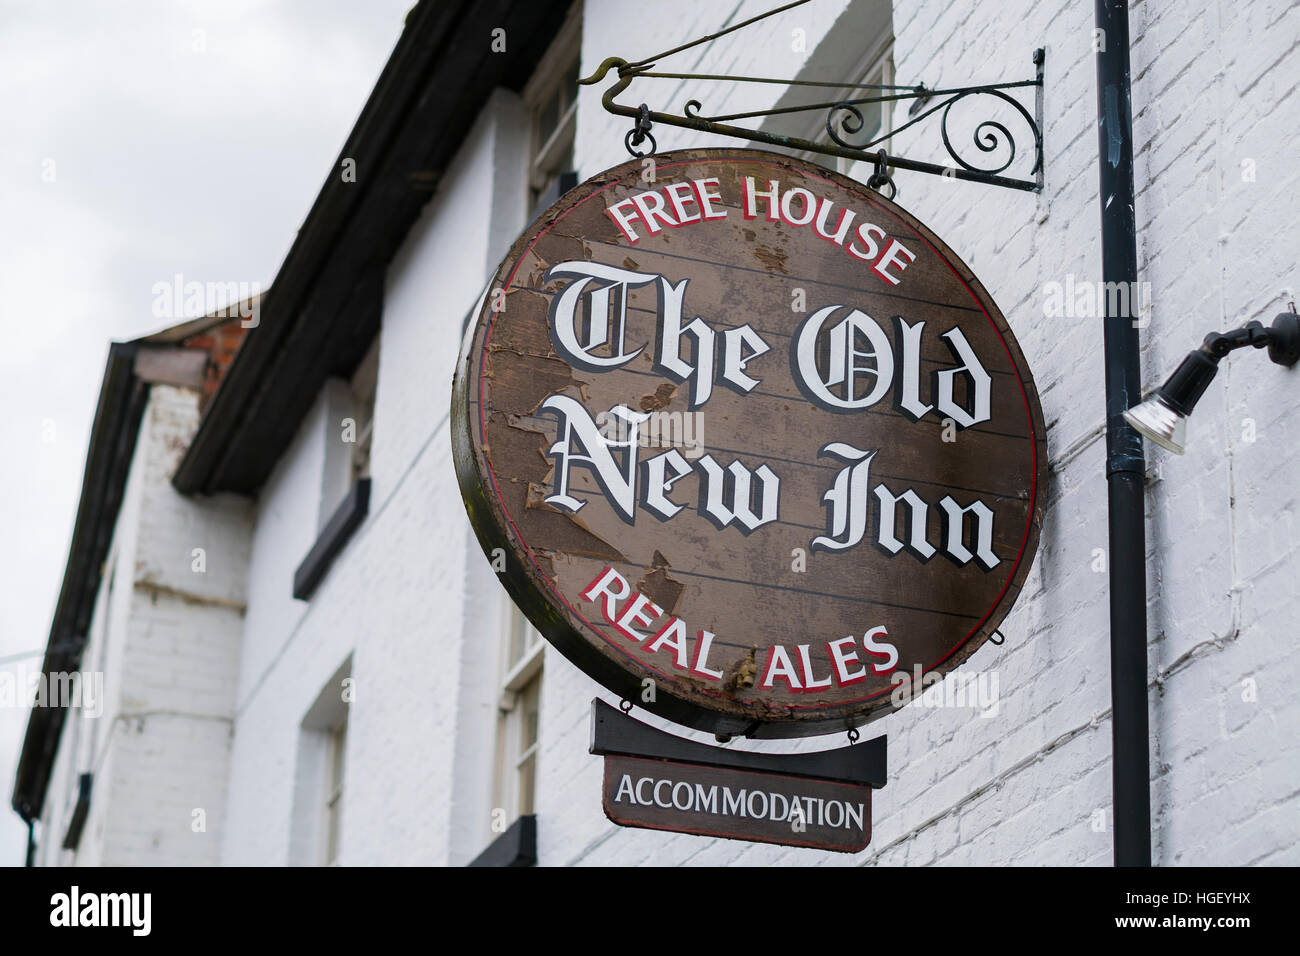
left=321, top=711, right=348, bottom=867
left=800, top=38, right=896, bottom=182
left=349, top=336, right=379, bottom=483
left=522, top=3, right=582, bottom=208
left=492, top=603, right=544, bottom=829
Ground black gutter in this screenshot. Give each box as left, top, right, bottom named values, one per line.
left=10, top=343, right=147, bottom=824
left=1094, top=0, right=1152, bottom=867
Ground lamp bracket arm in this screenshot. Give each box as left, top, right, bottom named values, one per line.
left=1201, top=321, right=1271, bottom=358
left=1195, top=313, right=1299, bottom=368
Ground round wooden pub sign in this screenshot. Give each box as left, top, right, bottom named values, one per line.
left=452, top=148, right=1046, bottom=738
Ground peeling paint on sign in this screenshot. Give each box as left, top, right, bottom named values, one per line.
left=452, top=149, right=1047, bottom=738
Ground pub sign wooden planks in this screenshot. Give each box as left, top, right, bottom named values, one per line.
left=452, top=148, right=1047, bottom=739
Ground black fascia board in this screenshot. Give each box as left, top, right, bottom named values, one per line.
left=11, top=343, right=147, bottom=821
left=589, top=699, right=889, bottom=788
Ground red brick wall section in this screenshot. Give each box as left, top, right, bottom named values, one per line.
left=179, top=318, right=250, bottom=414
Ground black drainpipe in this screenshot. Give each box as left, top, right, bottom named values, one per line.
left=1094, top=0, right=1152, bottom=866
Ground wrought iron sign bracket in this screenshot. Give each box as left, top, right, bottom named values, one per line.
left=581, top=49, right=1045, bottom=195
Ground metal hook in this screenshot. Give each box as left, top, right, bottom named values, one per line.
left=867, top=149, right=897, bottom=201
left=625, top=102, right=657, bottom=157
left=990, top=629, right=1006, bottom=646
left=847, top=726, right=860, bottom=744
left=619, top=698, right=633, bottom=714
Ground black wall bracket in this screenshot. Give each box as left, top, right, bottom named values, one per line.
left=581, top=1, right=1044, bottom=194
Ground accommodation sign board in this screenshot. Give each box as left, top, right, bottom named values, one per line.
left=452, top=148, right=1047, bottom=739
left=602, top=755, right=872, bottom=853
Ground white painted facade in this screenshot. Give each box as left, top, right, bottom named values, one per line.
left=31, top=0, right=1300, bottom=866
left=34, top=385, right=251, bottom=866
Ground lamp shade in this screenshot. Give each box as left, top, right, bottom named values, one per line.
left=1123, top=394, right=1187, bottom=454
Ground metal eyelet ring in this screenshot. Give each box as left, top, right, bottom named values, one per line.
left=619, top=698, right=633, bottom=714
left=624, top=127, right=657, bottom=158
left=625, top=103, right=657, bottom=158
left=867, top=148, right=897, bottom=201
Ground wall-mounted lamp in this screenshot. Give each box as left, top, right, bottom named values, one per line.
left=1123, top=312, right=1299, bottom=454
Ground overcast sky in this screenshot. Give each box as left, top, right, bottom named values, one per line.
left=0, top=0, right=412, bottom=865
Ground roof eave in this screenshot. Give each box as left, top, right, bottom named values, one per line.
left=11, top=342, right=146, bottom=820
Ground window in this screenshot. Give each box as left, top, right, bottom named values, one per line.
left=348, top=336, right=378, bottom=484
left=803, top=40, right=895, bottom=183
left=323, top=712, right=348, bottom=866
left=493, top=604, right=544, bottom=826
left=320, top=336, right=378, bottom=527
left=524, top=9, right=581, bottom=215
left=289, top=658, right=351, bottom=866
left=294, top=337, right=377, bottom=601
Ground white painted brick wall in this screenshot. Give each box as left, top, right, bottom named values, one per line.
left=219, top=92, right=531, bottom=866
left=37, top=385, right=251, bottom=866
left=542, top=0, right=1300, bottom=867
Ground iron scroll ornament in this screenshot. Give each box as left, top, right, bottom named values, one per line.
left=826, top=83, right=1042, bottom=180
